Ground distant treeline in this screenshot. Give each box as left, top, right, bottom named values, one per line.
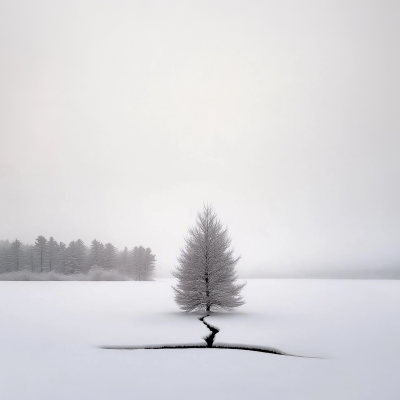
left=0, top=238, right=156, bottom=280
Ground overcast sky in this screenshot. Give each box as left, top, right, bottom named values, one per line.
left=1, top=0, right=399, bottom=277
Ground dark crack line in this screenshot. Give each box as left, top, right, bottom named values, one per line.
left=199, top=315, right=219, bottom=347
left=99, top=314, right=322, bottom=358
left=99, top=344, right=321, bottom=358
left=101, top=344, right=206, bottom=350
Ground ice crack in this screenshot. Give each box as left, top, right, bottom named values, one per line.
left=198, top=315, right=219, bottom=347
left=100, top=314, right=323, bottom=358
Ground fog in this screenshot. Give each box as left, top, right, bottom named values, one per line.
left=1, top=0, right=399, bottom=278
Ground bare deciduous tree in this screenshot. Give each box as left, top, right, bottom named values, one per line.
left=172, top=205, right=245, bottom=314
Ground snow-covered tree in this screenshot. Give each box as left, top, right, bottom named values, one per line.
left=0, top=235, right=158, bottom=279
left=34, top=236, right=48, bottom=272
left=129, top=247, right=139, bottom=278
left=24, top=244, right=35, bottom=272
left=66, top=239, right=86, bottom=274
left=144, top=247, right=156, bottom=280
left=10, top=239, right=23, bottom=271
left=98, top=242, right=105, bottom=268
left=141, top=247, right=156, bottom=280
left=75, top=239, right=87, bottom=272
left=130, top=246, right=156, bottom=280
left=65, top=241, right=76, bottom=274
left=104, top=243, right=117, bottom=270
left=47, top=237, right=58, bottom=272
left=119, top=246, right=129, bottom=274
left=0, top=240, right=11, bottom=273
left=172, top=205, right=245, bottom=314
left=58, top=242, right=67, bottom=274
left=90, top=239, right=104, bottom=268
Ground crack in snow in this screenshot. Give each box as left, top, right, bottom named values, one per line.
left=198, top=315, right=219, bottom=347
left=100, top=314, right=322, bottom=358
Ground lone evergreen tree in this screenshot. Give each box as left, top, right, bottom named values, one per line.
left=172, top=205, right=245, bottom=314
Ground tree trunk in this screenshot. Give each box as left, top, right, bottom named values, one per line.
left=205, top=274, right=210, bottom=314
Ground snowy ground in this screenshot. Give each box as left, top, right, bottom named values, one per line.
left=0, top=279, right=399, bottom=400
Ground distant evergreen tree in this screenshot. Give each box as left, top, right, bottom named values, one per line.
left=75, top=239, right=87, bottom=272
left=10, top=239, right=23, bottom=271
left=0, top=235, right=157, bottom=279
left=98, top=242, right=105, bottom=268
left=123, top=246, right=128, bottom=264
left=66, top=239, right=86, bottom=274
left=66, top=241, right=77, bottom=274
left=34, top=236, right=48, bottom=273
left=47, top=237, right=58, bottom=272
left=130, top=246, right=156, bottom=280
left=143, top=247, right=156, bottom=280
left=90, top=239, right=104, bottom=268
left=0, top=240, right=11, bottom=273
left=120, top=246, right=128, bottom=274
left=58, top=242, right=67, bottom=274
left=24, top=244, right=35, bottom=272
left=104, top=243, right=117, bottom=270
left=130, top=246, right=139, bottom=279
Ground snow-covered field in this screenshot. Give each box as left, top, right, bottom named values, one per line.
left=0, top=279, right=399, bottom=400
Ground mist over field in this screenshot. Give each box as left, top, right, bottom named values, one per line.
left=2, top=3, right=400, bottom=399
left=1, top=0, right=399, bottom=279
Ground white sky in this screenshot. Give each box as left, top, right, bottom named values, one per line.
left=1, top=0, right=399, bottom=277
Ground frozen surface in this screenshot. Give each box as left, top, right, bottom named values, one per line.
left=210, top=279, right=400, bottom=399
left=0, top=279, right=399, bottom=399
